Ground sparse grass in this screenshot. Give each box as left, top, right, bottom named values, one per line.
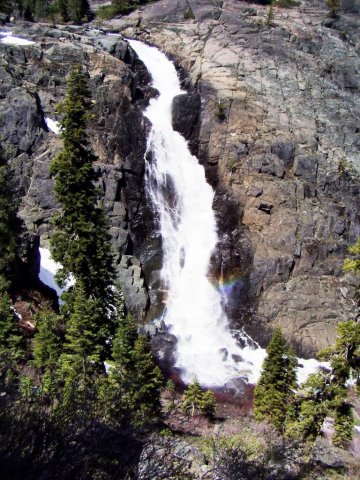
left=227, top=159, right=237, bottom=172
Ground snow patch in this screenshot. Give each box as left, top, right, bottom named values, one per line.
left=39, top=248, right=74, bottom=302
left=0, top=33, right=35, bottom=46
left=297, top=357, right=330, bottom=384
left=45, top=117, right=61, bottom=135
left=239, top=347, right=329, bottom=385
left=104, top=361, right=114, bottom=374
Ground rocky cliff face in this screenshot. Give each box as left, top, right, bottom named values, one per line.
left=1, top=0, right=359, bottom=357
left=113, top=0, right=360, bottom=355
left=0, top=23, right=155, bottom=319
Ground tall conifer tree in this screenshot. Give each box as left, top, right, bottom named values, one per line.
left=50, top=65, right=115, bottom=356
left=50, top=65, right=114, bottom=298
left=33, top=309, right=62, bottom=372
left=107, top=314, right=163, bottom=427
left=0, top=294, right=24, bottom=368
left=0, top=146, right=19, bottom=290
left=253, top=327, right=298, bottom=432
left=126, top=334, right=163, bottom=426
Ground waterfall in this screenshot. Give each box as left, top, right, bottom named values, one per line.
left=128, top=39, right=267, bottom=387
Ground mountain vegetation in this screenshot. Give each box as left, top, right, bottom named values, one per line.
left=0, top=145, right=19, bottom=291
left=0, top=0, right=91, bottom=23
left=0, top=0, right=155, bottom=23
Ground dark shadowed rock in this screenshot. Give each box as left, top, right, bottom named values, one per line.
left=271, top=141, right=295, bottom=168
left=171, top=92, right=201, bottom=141
left=293, top=156, right=318, bottom=183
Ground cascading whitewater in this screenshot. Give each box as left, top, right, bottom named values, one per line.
left=128, top=39, right=266, bottom=387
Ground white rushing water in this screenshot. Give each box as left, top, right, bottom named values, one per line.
left=127, top=39, right=330, bottom=387
left=128, top=39, right=269, bottom=386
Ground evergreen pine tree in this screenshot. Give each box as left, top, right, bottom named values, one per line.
left=317, top=320, right=360, bottom=446
left=19, top=375, right=35, bottom=401
left=290, top=321, right=359, bottom=445
left=126, top=334, right=163, bottom=427
left=253, top=327, right=298, bottom=432
left=287, top=371, right=332, bottom=442
left=200, top=389, right=216, bottom=419
left=333, top=400, right=354, bottom=447
left=66, top=0, right=90, bottom=23
left=50, top=65, right=115, bottom=302
left=34, top=0, right=47, bottom=18
left=320, top=320, right=360, bottom=387
left=50, top=65, right=116, bottom=356
left=112, top=313, right=138, bottom=378
left=0, top=293, right=25, bottom=374
left=54, top=281, right=106, bottom=421
left=182, top=378, right=204, bottom=417
left=106, top=312, right=163, bottom=427
left=33, top=309, right=62, bottom=372
left=0, top=146, right=19, bottom=289
left=57, top=0, right=69, bottom=21
left=95, top=292, right=128, bottom=425
left=61, top=281, right=103, bottom=369
left=32, top=309, right=62, bottom=406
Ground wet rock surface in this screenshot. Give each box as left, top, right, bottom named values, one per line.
left=115, top=0, right=360, bottom=355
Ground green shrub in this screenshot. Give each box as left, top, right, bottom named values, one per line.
left=184, top=7, right=195, bottom=19
left=215, top=101, right=226, bottom=122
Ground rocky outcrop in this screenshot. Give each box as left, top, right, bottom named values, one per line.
left=114, top=0, right=360, bottom=355
left=0, top=22, right=155, bottom=318
left=171, top=92, right=201, bottom=140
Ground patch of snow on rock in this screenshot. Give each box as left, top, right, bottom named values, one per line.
left=296, top=357, right=330, bottom=384
left=1, top=34, right=35, bottom=46
left=45, top=117, right=61, bottom=135
left=39, top=248, right=74, bottom=301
